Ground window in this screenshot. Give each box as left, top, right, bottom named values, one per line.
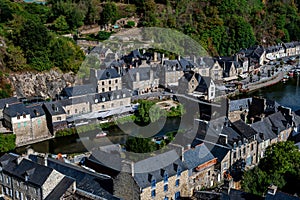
left=23, top=114, right=26, bottom=118
left=109, top=80, right=111, bottom=84
left=75, top=109, right=77, bottom=114
left=18, top=123, right=21, bottom=129
left=109, top=87, right=111, bottom=91
left=151, top=179, right=156, bottom=189
left=164, top=184, right=168, bottom=192
left=23, top=122, right=27, bottom=127
left=164, top=197, right=169, bottom=200
left=176, top=169, right=181, bottom=177
left=83, top=107, right=86, bottom=112
left=175, top=191, right=180, bottom=200
left=17, top=115, right=20, bottom=120
left=116, top=86, right=118, bottom=90
left=111, top=103, right=114, bottom=107
left=0, top=174, right=2, bottom=182
left=243, top=147, right=246, bottom=155
left=67, top=110, right=70, bottom=115
left=6, top=177, right=9, bottom=184
left=102, top=105, right=105, bottom=109
left=102, top=88, right=105, bottom=92
left=102, top=81, right=104, bottom=85
left=16, top=190, right=19, bottom=199
left=37, top=119, right=41, bottom=126
left=251, top=144, right=254, bottom=151
left=175, top=179, right=180, bottom=187
left=115, top=79, right=118, bottom=83
left=233, top=152, right=236, bottom=159
left=164, top=173, right=168, bottom=183
left=151, top=190, right=156, bottom=198
left=57, top=117, right=61, bottom=121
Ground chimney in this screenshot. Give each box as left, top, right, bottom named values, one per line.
left=267, top=185, right=277, bottom=196
left=44, top=154, right=48, bottom=167
left=177, top=55, right=181, bottom=61
left=131, top=161, right=134, bottom=177
left=136, top=71, right=140, bottom=82
left=5, top=104, right=8, bottom=108
left=150, top=69, right=153, bottom=81
left=186, top=144, right=191, bottom=150
left=154, top=52, right=157, bottom=62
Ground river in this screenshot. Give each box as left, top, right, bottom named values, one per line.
left=247, top=75, right=300, bottom=111
left=15, top=117, right=182, bottom=155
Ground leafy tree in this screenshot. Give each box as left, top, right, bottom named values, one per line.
left=125, top=137, right=157, bottom=153
left=100, top=2, right=118, bottom=25
left=242, top=141, right=300, bottom=196
left=5, top=45, right=28, bottom=71
left=53, top=15, right=69, bottom=31
left=134, top=100, right=166, bottom=125
left=126, top=20, right=135, bottom=27
left=0, top=134, right=16, bottom=153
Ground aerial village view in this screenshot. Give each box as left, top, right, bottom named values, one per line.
left=1, top=0, right=300, bottom=200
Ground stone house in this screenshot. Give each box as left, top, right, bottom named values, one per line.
left=209, top=60, right=223, bottom=81
left=122, top=65, right=159, bottom=95
left=113, top=150, right=188, bottom=200
left=43, top=102, right=67, bottom=134
left=239, top=45, right=266, bottom=67
left=178, top=71, right=216, bottom=100
left=158, top=60, right=185, bottom=88
left=91, top=89, right=131, bottom=112
left=89, top=68, right=122, bottom=93
left=84, top=149, right=188, bottom=200
left=61, top=84, right=96, bottom=99
left=182, top=144, right=217, bottom=197
left=295, top=41, right=300, bottom=55
left=0, top=153, right=75, bottom=200
left=265, top=45, right=283, bottom=60
left=60, top=96, right=92, bottom=117
left=283, top=42, right=296, bottom=57
left=193, top=57, right=212, bottom=78
left=3, top=103, right=50, bottom=146
left=230, top=120, right=258, bottom=168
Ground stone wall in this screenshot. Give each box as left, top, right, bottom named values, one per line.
left=9, top=69, right=76, bottom=99
left=91, top=97, right=131, bottom=112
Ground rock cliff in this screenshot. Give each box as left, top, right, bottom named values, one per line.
left=9, top=69, right=77, bottom=99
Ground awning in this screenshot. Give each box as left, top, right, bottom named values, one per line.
left=223, top=75, right=238, bottom=82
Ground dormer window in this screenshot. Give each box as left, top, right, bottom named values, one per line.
left=151, top=179, right=156, bottom=189
left=17, top=114, right=20, bottom=119
left=23, top=113, right=26, bottom=118
left=164, top=172, right=168, bottom=183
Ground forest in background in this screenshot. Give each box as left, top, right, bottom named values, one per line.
left=1, top=0, right=300, bottom=97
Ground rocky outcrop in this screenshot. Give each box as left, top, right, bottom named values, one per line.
left=9, top=69, right=77, bottom=99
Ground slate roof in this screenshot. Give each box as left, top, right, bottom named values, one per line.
left=133, top=150, right=186, bottom=189
left=0, top=153, right=53, bottom=187
left=93, top=89, right=131, bottom=103
left=59, top=95, right=93, bottom=107
left=44, top=176, right=75, bottom=200
left=195, top=76, right=212, bottom=93
left=221, top=189, right=264, bottom=200
left=265, top=192, right=300, bottom=200
left=268, top=112, right=288, bottom=132
left=95, top=68, right=120, bottom=80
left=204, top=142, right=230, bottom=163
left=221, top=126, right=242, bottom=147
left=232, top=120, right=257, bottom=139
left=183, top=143, right=215, bottom=170
left=62, top=84, right=96, bottom=98
left=46, top=157, right=119, bottom=200
left=43, top=101, right=66, bottom=116
left=283, top=42, right=296, bottom=49
left=229, top=98, right=252, bottom=112
left=126, top=67, right=158, bottom=82
left=0, top=97, right=18, bottom=109
left=3, top=103, right=44, bottom=118
left=251, top=118, right=277, bottom=141
left=3, top=102, right=29, bottom=117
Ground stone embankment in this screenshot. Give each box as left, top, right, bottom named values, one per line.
left=9, top=69, right=77, bottom=99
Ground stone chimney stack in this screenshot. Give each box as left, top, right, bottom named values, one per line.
left=154, top=52, right=158, bottom=62
left=136, top=71, right=140, bottom=82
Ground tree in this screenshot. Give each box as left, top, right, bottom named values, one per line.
left=125, top=137, right=157, bottom=153
left=242, top=141, right=300, bottom=196
left=100, top=2, right=118, bottom=25
left=0, top=134, right=16, bottom=153
left=53, top=15, right=69, bottom=31
left=134, top=100, right=166, bottom=125
left=5, top=45, right=28, bottom=71
left=126, top=20, right=135, bottom=28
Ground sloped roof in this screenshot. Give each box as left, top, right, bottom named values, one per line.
left=44, top=176, right=75, bottom=200
left=133, top=150, right=186, bottom=189
left=183, top=143, right=215, bottom=170
left=229, top=98, right=252, bottom=112
left=95, top=68, right=120, bottom=80
left=43, top=101, right=66, bottom=116
left=251, top=118, right=277, bottom=141
left=3, top=102, right=29, bottom=117
left=46, top=158, right=119, bottom=200
left=0, top=97, right=18, bottom=109
left=265, top=192, right=300, bottom=200
left=62, top=84, right=96, bottom=98
left=0, top=153, right=53, bottom=187
left=268, top=112, right=287, bottom=132
left=232, top=120, right=257, bottom=139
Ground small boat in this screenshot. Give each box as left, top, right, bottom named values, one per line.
left=95, top=131, right=107, bottom=138
left=288, top=71, right=294, bottom=77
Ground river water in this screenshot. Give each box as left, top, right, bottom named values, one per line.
left=15, top=117, right=182, bottom=155
left=248, top=76, right=300, bottom=111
